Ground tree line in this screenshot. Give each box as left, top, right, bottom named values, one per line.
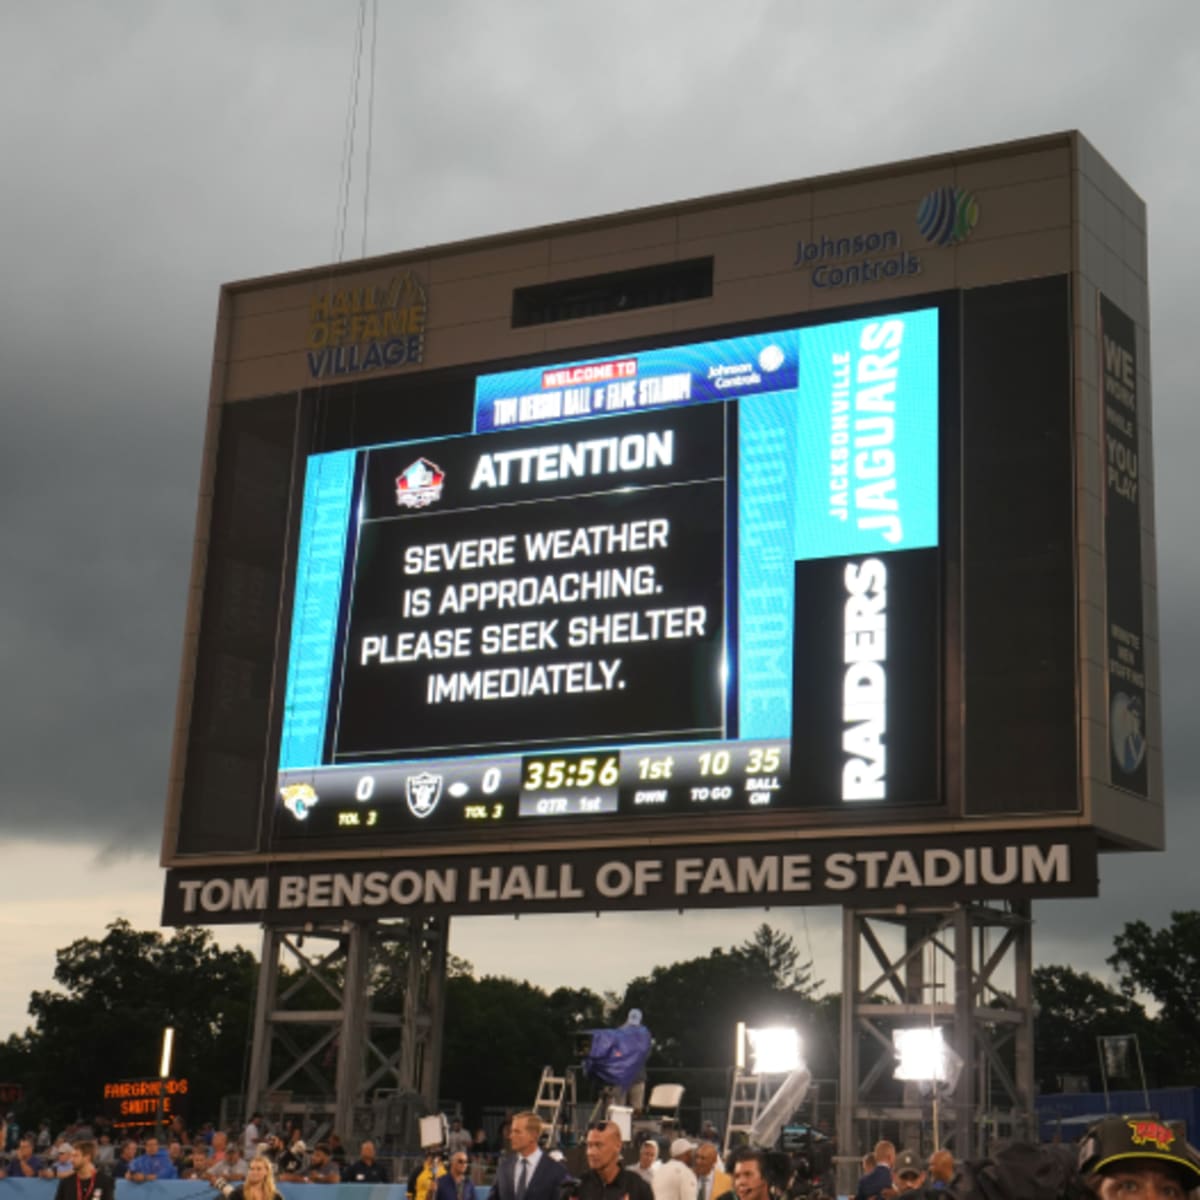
left=1, top=915, right=1196, bottom=1129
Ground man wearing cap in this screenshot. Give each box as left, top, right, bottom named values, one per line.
left=653, top=1138, right=699, bottom=1200
left=208, top=1144, right=248, bottom=1187
left=578, top=1120, right=654, bottom=1200
left=1080, top=1116, right=1200, bottom=1200
left=891, top=1150, right=925, bottom=1198
left=52, top=1143, right=77, bottom=1178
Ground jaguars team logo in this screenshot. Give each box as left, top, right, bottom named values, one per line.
left=405, top=771, right=443, bottom=818
left=280, top=782, right=319, bottom=821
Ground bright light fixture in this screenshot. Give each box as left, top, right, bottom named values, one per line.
left=893, top=1026, right=948, bottom=1081
left=747, top=1025, right=803, bottom=1074
left=160, top=1027, right=175, bottom=1079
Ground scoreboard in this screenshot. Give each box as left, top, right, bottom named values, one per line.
left=166, top=135, right=1160, bottom=920
left=270, top=305, right=945, bottom=851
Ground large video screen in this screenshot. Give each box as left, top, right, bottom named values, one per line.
left=272, top=306, right=943, bottom=846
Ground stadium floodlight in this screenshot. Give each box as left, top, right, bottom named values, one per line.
left=740, top=1024, right=803, bottom=1075
left=156, top=1026, right=176, bottom=1140
left=160, top=1026, right=175, bottom=1079
left=893, top=1026, right=948, bottom=1082
left=893, top=1026, right=963, bottom=1153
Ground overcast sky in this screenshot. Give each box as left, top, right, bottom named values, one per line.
left=3, top=1, right=1200, bottom=1040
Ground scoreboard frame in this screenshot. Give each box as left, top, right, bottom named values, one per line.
left=161, top=132, right=1158, bottom=922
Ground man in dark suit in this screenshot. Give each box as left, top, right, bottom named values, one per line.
left=435, top=1151, right=477, bottom=1200
left=494, top=1112, right=566, bottom=1200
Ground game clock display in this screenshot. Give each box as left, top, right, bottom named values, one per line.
left=519, top=753, right=621, bottom=816
left=271, top=305, right=946, bottom=847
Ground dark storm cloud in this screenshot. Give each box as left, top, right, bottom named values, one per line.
left=1, top=0, right=1198, bottom=979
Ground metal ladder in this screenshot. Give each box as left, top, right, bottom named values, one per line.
left=532, top=1065, right=578, bottom=1147
left=723, top=1071, right=781, bottom=1156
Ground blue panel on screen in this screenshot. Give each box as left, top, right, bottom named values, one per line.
left=278, top=450, right=357, bottom=770
left=792, top=309, right=939, bottom=560
left=473, top=331, right=799, bottom=432
left=738, top=393, right=800, bottom=739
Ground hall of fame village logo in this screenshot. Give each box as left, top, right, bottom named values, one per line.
left=306, top=270, right=427, bottom=380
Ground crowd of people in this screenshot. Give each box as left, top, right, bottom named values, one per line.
left=562, top=1114, right=1200, bottom=1200
left=0, top=1115, right=402, bottom=1190
left=3, top=1109, right=1200, bottom=1200
left=848, top=1121, right=1200, bottom=1200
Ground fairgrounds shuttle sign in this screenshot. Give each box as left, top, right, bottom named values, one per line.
left=162, top=830, right=1097, bottom=925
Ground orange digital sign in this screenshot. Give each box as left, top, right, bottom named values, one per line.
left=100, top=1078, right=189, bottom=1128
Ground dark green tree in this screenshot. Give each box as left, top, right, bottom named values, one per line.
left=619, top=925, right=818, bottom=1072
left=15, top=920, right=257, bottom=1127
left=738, top=924, right=822, bottom=993
left=438, top=976, right=606, bottom=1124
left=1032, top=964, right=1155, bottom=1092
left=1108, top=910, right=1200, bottom=1081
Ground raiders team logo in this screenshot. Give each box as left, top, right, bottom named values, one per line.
left=405, top=771, right=443, bottom=818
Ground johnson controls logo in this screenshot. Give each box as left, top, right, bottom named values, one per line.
left=916, top=186, right=979, bottom=247
left=792, top=183, right=980, bottom=289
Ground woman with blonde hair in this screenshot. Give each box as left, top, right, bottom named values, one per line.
left=225, top=1154, right=280, bottom=1200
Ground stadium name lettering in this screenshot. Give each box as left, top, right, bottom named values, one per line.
left=167, top=841, right=1079, bottom=920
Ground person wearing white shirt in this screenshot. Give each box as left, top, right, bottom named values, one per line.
left=652, top=1139, right=698, bottom=1200
left=631, top=1141, right=661, bottom=1184
left=242, top=1117, right=262, bottom=1160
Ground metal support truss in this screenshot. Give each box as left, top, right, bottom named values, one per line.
left=245, top=916, right=448, bottom=1143
left=836, top=901, right=1034, bottom=1191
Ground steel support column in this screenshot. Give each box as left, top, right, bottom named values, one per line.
left=244, top=917, right=449, bottom=1142
left=334, top=922, right=371, bottom=1138
left=836, top=901, right=1034, bottom=1176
